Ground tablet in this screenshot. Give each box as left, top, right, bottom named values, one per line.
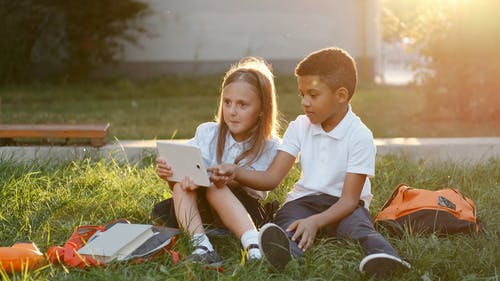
left=156, top=140, right=211, bottom=187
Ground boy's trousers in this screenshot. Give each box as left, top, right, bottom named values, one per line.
left=274, top=194, right=400, bottom=259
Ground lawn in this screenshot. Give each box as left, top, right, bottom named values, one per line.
left=0, top=78, right=498, bottom=280
left=1, top=76, right=498, bottom=141
left=0, top=156, right=499, bottom=280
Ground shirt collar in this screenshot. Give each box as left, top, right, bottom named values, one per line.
left=311, top=104, right=356, bottom=140
left=225, top=131, right=253, bottom=150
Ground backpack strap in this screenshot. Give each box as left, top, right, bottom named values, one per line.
left=46, top=224, right=109, bottom=268
left=380, top=183, right=409, bottom=211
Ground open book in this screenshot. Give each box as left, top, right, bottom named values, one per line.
left=77, top=223, right=156, bottom=263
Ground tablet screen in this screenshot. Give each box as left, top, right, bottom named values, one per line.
left=156, top=141, right=211, bottom=187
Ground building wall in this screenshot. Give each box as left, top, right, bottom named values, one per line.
left=112, top=0, right=381, bottom=78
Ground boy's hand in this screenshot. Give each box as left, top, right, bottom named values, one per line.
left=156, top=157, right=173, bottom=181
left=287, top=215, right=321, bottom=251
left=207, top=164, right=237, bottom=187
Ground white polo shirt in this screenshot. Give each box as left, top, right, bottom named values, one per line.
left=188, top=122, right=280, bottom=199
left=279, top=106, right=376, bottom=208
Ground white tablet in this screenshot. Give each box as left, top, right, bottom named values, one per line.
left=156, top=140, right=211, bottom=187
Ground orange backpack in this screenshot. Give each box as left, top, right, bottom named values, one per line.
left=374, top=184, right=481, bottom=236
left=46, top=219, right=180, bottom=268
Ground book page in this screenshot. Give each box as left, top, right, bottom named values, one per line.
left=116, top=228, right=156, bottom=260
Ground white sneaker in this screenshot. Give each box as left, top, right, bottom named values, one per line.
left=245, top=244, right=262, bottom=260
left=186, top=246, right=223, bottom=267
left=258, top=223, right=291, bottom=270
left=359, top=253, right=411, bottom=278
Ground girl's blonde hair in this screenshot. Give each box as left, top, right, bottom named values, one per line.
left=215, top=57, right=279, bottom=166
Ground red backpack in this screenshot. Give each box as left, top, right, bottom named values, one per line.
left=374, top=184, right=481, bottom=236
left=46, top=219, right=180, bottom=268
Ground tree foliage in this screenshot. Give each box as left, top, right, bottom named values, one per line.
left=0, top=0, right=151, bottom=83
left=382, top=0, right=500, bottom=121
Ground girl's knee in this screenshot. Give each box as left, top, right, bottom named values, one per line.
left=205, top=185, right=216, bottom=198
left=206, top=185, right=228, bottom=201
left=172, top=183, right=196, bottom=199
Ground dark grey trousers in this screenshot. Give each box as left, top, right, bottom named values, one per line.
left=273, top=194, right=400, bottom=259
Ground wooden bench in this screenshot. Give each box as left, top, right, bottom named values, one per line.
left=0, top=123, right=110, bottom=147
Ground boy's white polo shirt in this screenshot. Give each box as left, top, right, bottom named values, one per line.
left=188, top=122, right=279, bottom=199
left=279, top=106, right=376, bottom=208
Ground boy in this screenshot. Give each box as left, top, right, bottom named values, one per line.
left=209, top=47, right=411, bottom=277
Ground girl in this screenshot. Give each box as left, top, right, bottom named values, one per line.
left=156, top=57, right=280, bottom=265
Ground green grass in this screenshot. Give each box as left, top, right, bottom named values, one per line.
left=1, top=76, right=498, bottom=140
left=0, top=156, right=499, bottom=280
left=0, top=77, right=499, bottom=279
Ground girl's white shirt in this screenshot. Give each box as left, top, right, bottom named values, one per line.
left=187, top=122, right=280, bottom=199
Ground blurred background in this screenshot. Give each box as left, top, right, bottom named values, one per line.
left=1, top=0, right=499, bottom=139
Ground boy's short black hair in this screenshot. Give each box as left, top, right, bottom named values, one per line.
left=295, top=47, right=357, bottom=99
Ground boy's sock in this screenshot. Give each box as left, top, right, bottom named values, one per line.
left=191, top=233, right=214, bottom=254
left=241, top=229, right=261, bottom=259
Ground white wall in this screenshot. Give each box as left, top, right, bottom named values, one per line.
left=118, top=0, right=381, bottom=77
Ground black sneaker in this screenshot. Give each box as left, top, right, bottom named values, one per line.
left=186, top=246, right=223, bottom=267
left=359, top=253, right=411, bottom=278
left=258, top=223, right=292, bottom=270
